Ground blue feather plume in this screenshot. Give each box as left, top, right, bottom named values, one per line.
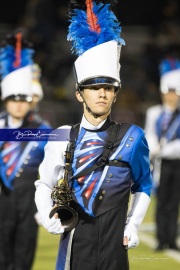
left=68, top=2, right=125, bottom=56
left=0, top=45, right=34, bottom=79
left=159, top=58, right=180, bottom=76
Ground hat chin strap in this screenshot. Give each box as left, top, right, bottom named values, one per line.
left=85, top=103, right=99, bottom=119
left=78, top=89, right=98, bottom=118
left=78, top=89, right=114, bottom=119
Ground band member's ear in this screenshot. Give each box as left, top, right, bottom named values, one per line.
left=75, top=91, right=83, bottom=103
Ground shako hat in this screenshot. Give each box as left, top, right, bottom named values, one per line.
left=67, top=0, right=125, bottom=90
left=0, top=31, right=34, bottom=102
left=159, top=57, right=180, bottom=96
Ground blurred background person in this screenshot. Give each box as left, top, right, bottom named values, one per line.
left=145, top=56, right=180, bottom=251
left=0, top=63, right=44, bottom=120
left=31, top=63, right=44, bottom=112
left=0, top=31, right=51, bottom=270
left=30, top=63, right=50, bottom=128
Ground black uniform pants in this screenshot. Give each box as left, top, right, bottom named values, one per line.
left=156, top=159, right=180, bottom=246
left=0, top=182, right=38, bottom=270
left=70, top=203, right=129, bottom=270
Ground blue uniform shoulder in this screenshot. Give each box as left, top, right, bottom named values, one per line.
left=110, top=124, right=146, bottom=163
left=122, top=124, right=145, bottom=145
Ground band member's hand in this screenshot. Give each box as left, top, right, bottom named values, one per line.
left=41, top=206, right=65, bottom=234
left=123, top=192, right=151, bottom=249
left=123, top=236, right=129, bottom=249
left=123, top=226, right=139, bottom=249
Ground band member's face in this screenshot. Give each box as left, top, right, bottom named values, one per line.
left=162, top=91, right=180, bottom=109
left=76, top=85, right=117, bottom=117
left=5, top=100, right=31, bottom=119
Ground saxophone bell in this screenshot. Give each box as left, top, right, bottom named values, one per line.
left=49, top=181, right=79, bottom=232
left=49, top=204, right=78, bottom=232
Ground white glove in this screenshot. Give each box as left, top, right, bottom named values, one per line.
left=123, top=224, right=139, bottom=249
left=124, top=192, right=150, bottom=249
left=41, top=206, right=65, bottom=234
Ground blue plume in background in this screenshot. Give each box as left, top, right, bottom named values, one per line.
left=0, top=45, right=34, bottom=79
left=159, top=58, right=180, bottom=76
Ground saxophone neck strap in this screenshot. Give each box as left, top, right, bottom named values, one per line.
left=68, top=121, right=131, bottom=180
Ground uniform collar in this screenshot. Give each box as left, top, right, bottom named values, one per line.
left=80, top=115, right=112, bottom=132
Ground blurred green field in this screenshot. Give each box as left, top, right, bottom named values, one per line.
left=32, top=195, right=180, bottom=270
left=32, top=226, right=59, bottom=270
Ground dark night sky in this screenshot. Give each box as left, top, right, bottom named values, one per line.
left=0, top=0, right=179, bottom=26
left=0, top=0, right=28, bottom=24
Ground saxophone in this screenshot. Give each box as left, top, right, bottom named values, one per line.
left=49, top=142, right=78, bottom=232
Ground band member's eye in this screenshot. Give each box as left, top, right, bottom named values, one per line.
left=105, top=87, right=113, bottom=91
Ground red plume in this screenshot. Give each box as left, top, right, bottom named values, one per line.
left=13, top=32, right=22, bottom=68
left=86, top=0, right=101, bottom=33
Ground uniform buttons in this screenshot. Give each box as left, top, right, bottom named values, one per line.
left=125, top=144, right=130, bottom=147
left=24, top=160, right=28, bottom=164
left=102, top=190, right=106, bottom=195
left=129, top=137, right=134, bottom=141
left=113, top=160, right=118, bottom=164
left=15, top=172, right=20, bottom=177
left=118, top=156, right=122, bottom=160
left=18, top=168, right=23, bottom=173
left=108, top=173, right=113, bottom=178
left=26, top=155, right=31, bottom=159
left=106, top=180, right=111, bottom=183
left=99, top=196, right=103, bottom=200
